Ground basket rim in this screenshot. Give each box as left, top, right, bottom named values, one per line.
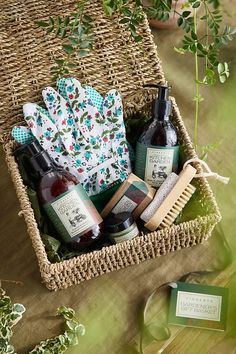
left=43, top=211, right=221, bottom=272
left=3, top=93, right=221, bottom=277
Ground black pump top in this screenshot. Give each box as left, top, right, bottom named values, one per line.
left=13, top=138, right=43, bottom=158
left=30, top=151, right=54, bottom=176
left=27, top=139, right=44, bottom=155
left=144, top=83, right=172, bottom=120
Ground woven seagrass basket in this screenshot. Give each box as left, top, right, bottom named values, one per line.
left=0, top=0, right=221, bottom=290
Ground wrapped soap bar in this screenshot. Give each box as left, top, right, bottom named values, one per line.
left=101, top=174, right=156, bottom=219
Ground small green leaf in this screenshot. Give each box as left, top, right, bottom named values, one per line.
left=122, top=8, right=132, bottom=17
left=219, top=74, right=227, bottom=83
left=63, top=44, right=74, bottom=55
left=47, top=26, right=54, bottom=33
left=64, top=16, right=70, bottom=27
left=103, top=4, right=113, bottom=16
left=224, top=62, right=229, bottom=76
left=77, top=323, right=85, bottom=335
left=67, top=63, right=77, bottom=69
left=177, top=17, right=184, bottom=27
left=182, top=11, right=191, bottom=18
left=134, top=35, right=142, bottom=42
left=56, top=16, right=62, bottom=26
left=49, top=16, right=54, bottom=27
left=80, top=40, right=92, bottom=49
left=191, top=31, right=197, bottom=40
left=78, top=49, right=89, bottom=57
left=120, top=18, right=130, bottom=24
left=57, top=306, right=75, bottom=319
left=206, top=68, right=215, bottom=77
left=193, top=94, right=204, bottom=102
left=68, top=36, right=79, bottom=45
left=60, top=28, right=67, bottom=38
left=55, top=27, right=62, bottom=36
left=35, top=20, right=48, bottom=28
left=55, top=59, right=64, bottom=65
left=65, top=331, right=79, bottom=346
left=192, top=1, right=201, bottom=8
left=66, top=320, right=79, bottom=332
left=217, top=62, right=225, bottom=74
left=12, top=304, right=26, bottom=314
left=174, top=47, right=186, bottom=54
left=83, top=14, right=92, bottom=23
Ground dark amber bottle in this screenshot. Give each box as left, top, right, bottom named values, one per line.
left=135, top=85, right=179, bottom=188
left=30, top=149, right=103, bottom=250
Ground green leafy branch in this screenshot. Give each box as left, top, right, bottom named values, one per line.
left=30, top=306, right=85, bottom=354
left=103, top=0, right=145, bottom=42
left=36, top=0, right=236, bottom=149
left=171, top=0, right=236, bottom=144
left=126, top=0, right=235, bottom=147
left=0, top=288, right=84, bottom=354
left=0, top=288, right=25, bottom=354
left=144, top=0, right=172, bottom=23
left=36, top=0, right=93, bottom=80
left=36, top=0, right=147, bottom=79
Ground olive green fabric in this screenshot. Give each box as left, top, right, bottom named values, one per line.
left=1, top=11, right=236, bottom=354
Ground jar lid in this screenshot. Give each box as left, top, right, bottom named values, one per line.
left=105, top=212, right=134, bottom=233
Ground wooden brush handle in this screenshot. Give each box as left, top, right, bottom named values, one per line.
left=144, top=164, right=196, bottom=231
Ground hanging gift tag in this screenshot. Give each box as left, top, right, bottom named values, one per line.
left=168, top=282, right=229, bottom=331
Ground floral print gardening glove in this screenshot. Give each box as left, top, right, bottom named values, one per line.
left=23, top=103, right=83, bottom=179
left=23, top=78, right=131, bottom=196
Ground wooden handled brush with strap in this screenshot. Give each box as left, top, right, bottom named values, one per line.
left=144, top=164, right=197, bottom=231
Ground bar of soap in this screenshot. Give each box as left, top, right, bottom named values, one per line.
left=101, top=173, right=156, bottom=220
left=140, top=173, right=179, bottom=223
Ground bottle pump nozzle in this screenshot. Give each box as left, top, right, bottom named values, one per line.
left=158, top=85, right=169, bottom=100
left=144, top=83, right=172, bottom=120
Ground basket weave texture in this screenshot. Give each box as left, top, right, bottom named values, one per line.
left=0, top=0, right=221, bottom=290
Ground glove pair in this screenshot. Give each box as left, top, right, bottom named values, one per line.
left=12, top=78, right=131, bottom=196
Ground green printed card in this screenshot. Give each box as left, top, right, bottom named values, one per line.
left=168, top=282, right=229, bottom=331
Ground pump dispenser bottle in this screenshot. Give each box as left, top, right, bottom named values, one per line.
left=135, top=84, right=179, bottom=188
left=29, top=145, right=103, bottom=250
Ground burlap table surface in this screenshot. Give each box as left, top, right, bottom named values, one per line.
left=1, top=2, right=235, bottom=353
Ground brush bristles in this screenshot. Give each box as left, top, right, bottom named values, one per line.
left=159, top=184, right=196, bottom=229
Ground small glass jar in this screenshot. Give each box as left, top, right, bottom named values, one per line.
left=105, top=212, right=139, bottom=244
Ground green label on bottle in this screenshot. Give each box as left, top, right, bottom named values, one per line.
left=43, top=185, right=101, bottom=243
left=135, top=142, right=179, bottom=187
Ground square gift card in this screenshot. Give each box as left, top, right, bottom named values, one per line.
left=168, top=282, right=229, bottom=331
